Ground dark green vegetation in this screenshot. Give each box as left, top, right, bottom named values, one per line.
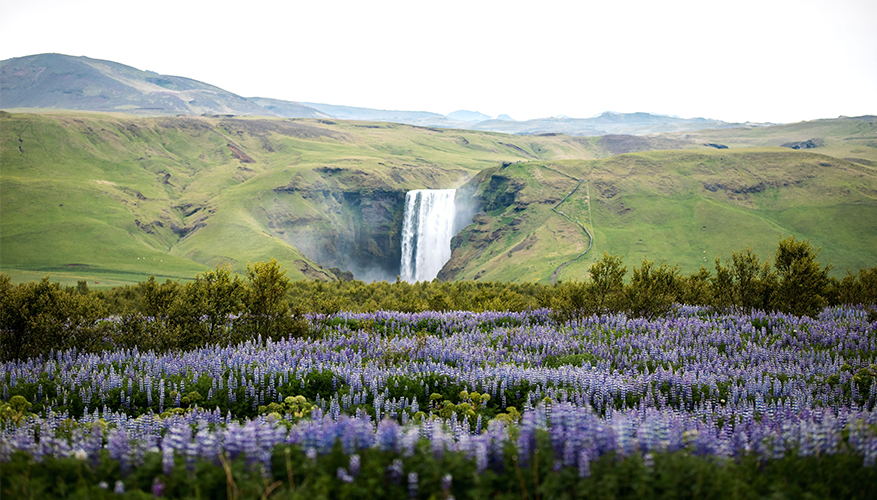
left=0, top=259, right=308, bottom=362
left=3, top=444, right=875, bottom=500
left=1, top=108, right=875, bottom=286
left=2, top=237, right=875, bottom=362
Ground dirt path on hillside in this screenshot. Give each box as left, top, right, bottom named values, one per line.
left=548, top=168, right=594, bottom=285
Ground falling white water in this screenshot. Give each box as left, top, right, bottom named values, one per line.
left=400, top=189, right=456, bottom=283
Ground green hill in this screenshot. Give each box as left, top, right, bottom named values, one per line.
left=442, top=147, right=877, bottom=283
left=1, top=111, right=874, bottom=287
left=0, top=111, right=597, bottom=286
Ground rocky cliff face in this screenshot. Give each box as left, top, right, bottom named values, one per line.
left=267, top=181, right=407, bottom=282
left=437, top=167, right=524, bottom=281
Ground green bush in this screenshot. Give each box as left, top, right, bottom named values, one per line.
left=0, top=275, right=107, bottom=361
left=773, top=236, right=831, bottom=317
left=625, top=257, right=681, bottom=319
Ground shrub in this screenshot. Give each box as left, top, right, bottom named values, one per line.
left=239, top=259, right=309, bottom=342
left=0, top=275, right=107, bottom=361
left=773, top=236, right=831, bottom=317
left=625, top=257, right=681, bottom=319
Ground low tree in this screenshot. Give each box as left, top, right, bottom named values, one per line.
left=552, top=280, right=594, bottom=324
left=140, top=277, right=182, bottom=323
left=186, top=264, right=245, bottom=342
left=773, top=236, right=831, bottom=317
left=712, top=248, right=775, bottom=311
left=712, top=255, right=734, bottom=310
left=625, top=257, right=681, bottom=319
left=835, top=267, right=877, bottom=307
left=678, top=266, right=713, bottom=306
left=588, top=252, right=627, bottom=314
left=732, top=247, right=775, bottom=310
left=241, top=259, right=308, bottom=342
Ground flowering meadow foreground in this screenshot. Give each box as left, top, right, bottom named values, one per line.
left=2, top=307, right=877, bottom=499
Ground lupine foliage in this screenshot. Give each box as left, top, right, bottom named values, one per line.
left=2, top=304, right=877, bottom=498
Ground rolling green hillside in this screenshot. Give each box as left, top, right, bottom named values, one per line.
left=2, top=111, right=875, bottom=287
left=667, top=116, right=877, bottom=167
left=0, top=111, right=598, bottom=286
left=442, top=147, right=877, bottom=283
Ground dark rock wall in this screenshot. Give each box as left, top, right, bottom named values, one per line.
left=269, top=188, right=407, bottom=282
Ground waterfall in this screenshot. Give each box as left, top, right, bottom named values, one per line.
left=400, top=189, right=456, bottom=283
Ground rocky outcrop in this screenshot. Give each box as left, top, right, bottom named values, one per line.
left=480, top=172, right=525, bottom=213
left=436, top=167, right=525, bottom=281
left=703, top=182, right=767, bottom=194
left=781, top=138, right=824, bottom=150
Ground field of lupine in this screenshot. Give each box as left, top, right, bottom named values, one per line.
left=3, top=306, right=877, bottom=498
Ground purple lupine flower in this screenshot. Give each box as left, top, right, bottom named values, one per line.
left=408, top=472, right=418, bottom=498
left=337, top=467, right=353, bottom=483
left=441, top=473, right=452, bottom=491
left=578, top=448, right=591, bottom=478
left=162, top=444, right=174, bottom=476
left=152, top=478, right=164, bottom=497
left=107, top=428, right=130, bottom=472
left=474, top=441, right=488, bottom=473
left=376, top=418, right=401, bottom=452
left=387, top=458, right=404, bottom=484
left=349, top=454, right=360, bottom=477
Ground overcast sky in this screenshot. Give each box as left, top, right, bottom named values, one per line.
left=1, top=0, right=875, bottom=123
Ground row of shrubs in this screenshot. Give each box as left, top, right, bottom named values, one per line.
left=1, top=237, right=875, bottom=361
left=299, top=236, right=873, bottom=320
left=0, top=260, right=307, bottom=362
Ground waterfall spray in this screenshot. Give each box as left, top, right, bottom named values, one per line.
left=400, top=189, right=456, bottom=282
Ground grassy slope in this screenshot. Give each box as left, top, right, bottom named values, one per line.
left=0, top=111, right=597, bottom=286
left=672, top=117, right=877, bottom=165
left=446, top=147, right=877, bottom=283
left=2, top=111, right=874, bottom=286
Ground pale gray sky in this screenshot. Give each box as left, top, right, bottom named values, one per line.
left=1, top=0, right=875, bottom=123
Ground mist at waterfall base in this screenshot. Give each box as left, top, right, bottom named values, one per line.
left=400, top=189, right=459, bottom=283
left=286, top=187, right=477, bottom=283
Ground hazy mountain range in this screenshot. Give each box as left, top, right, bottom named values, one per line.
left=1, top=53, right=766, bottom=136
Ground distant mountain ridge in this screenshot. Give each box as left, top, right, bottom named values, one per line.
left=2, top=53, right=764, bottom=135
left=0, top=53, right=277, bottom=116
